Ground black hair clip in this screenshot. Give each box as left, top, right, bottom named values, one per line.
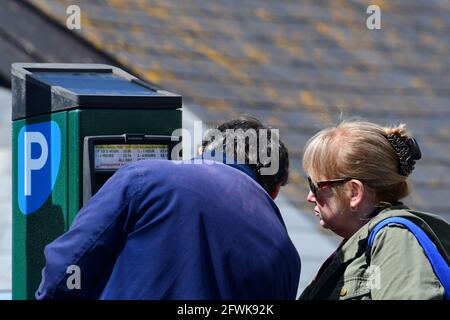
left=406, top=137, right=422, bottom=161
left=386, top=134, right=421, bottom=176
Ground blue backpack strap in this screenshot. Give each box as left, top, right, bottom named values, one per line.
left=368, top=217, right=450, bottom=300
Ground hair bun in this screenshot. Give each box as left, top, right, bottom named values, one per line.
left=385, top=133, right=421, bottom=176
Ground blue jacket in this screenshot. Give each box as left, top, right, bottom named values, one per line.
left=36, top=158, right=301, bottom=299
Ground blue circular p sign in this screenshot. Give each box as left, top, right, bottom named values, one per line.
left=18, top=121, right=61, bottom=215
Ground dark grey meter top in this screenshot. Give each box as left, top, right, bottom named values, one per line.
left=11, top=63, right=182, bottom=121
left=32, top=72, right=159, bottom=96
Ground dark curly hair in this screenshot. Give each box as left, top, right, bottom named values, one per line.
left=201, top=115, right=289, bottom=194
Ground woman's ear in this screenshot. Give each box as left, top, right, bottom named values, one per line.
left=349, top=179, right=365, bottom=209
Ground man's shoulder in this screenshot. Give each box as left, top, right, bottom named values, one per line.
left=133, top=159, right=258, bottom=179
left=122, top=159, right=258, bottom=190
left=124, top=159, right=234, bottom=176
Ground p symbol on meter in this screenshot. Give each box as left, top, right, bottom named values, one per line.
left=18, top=121, right=61, bottom=215
left=24, top=132, right=48, bottom=196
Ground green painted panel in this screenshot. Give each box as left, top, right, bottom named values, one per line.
left=12, top=107, right=181, bottom=300
left=12, top=112, right=68, bottom=300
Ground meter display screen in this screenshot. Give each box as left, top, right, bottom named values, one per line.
left=94, top=144, right=168, bottom=170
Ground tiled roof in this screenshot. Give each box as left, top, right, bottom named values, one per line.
left=0, top=0, right=122, bottom=86
left=27, top=0, right=450, bottom=220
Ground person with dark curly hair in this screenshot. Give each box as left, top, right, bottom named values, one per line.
left=36, top=116, right=300, bottom=300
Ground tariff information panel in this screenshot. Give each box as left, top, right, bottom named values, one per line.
left=95, top=144, right=168, bottom=170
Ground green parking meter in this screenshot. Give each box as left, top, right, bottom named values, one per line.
left=11, top=63, right=182, bottom=300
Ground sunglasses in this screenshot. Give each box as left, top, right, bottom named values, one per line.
left=307, top=177, right=354, bottom=198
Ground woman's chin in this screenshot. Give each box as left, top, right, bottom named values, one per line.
left=319, top=219, right=328, bottom=228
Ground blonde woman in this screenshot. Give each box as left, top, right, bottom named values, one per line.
left=300, top=120, right=450, bottom=300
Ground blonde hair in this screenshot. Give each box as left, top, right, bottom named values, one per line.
left=302, top=120, right=415, bottom=203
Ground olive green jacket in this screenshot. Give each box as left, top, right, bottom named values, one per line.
left=300, top=205, right=450, bottom=300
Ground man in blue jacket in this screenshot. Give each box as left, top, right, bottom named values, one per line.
left=36, top=116, right=301, bottom=299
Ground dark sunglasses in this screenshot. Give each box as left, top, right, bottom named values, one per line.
left=307, top=177, right=354, bottom=198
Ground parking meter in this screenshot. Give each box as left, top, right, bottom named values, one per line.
left=11, top=63, right=182, bottom=299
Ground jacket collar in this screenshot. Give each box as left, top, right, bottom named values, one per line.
left=304, top=203, right=411, bottom=298
left=339, top=203, right=410, bottom=263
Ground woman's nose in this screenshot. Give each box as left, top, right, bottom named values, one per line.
left=307, top=190, right=316, bottom=203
